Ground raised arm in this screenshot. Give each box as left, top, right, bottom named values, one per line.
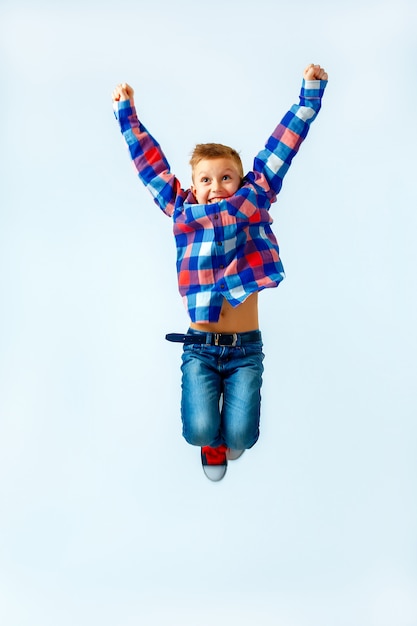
left=112, top=83, right=186, bottom=217
left=252, top=64, right=328, bottom=199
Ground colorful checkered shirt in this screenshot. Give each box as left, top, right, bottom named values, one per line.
left=114, top=79, right=327, bottom=323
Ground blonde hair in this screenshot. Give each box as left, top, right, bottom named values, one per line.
left=190, top=143, right=244, bottom=180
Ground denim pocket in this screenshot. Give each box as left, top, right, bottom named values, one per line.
left=182, top=343, right=203, bottom=354
left=241, top=342, right=264, bottom=359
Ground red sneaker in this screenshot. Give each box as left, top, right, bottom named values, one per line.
left=201, top=444, right=228, bottom=481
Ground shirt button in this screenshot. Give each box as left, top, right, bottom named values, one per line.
left=217, top=241, right=222, bottom=246
left=214, top=214, right=219, bottom=219
left=220, top=283, right=225, bottom=289
left=219, top=264, right=224, bottom=269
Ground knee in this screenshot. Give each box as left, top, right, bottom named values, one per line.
left=182, top=417, right=218, bottom=447
left=225, top=420, right=260, bottom=451
left=227, top=430, right=259, bottom=451
left=183, top=430, right=206, bottom=447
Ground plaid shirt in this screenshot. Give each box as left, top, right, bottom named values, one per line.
left=114, top=79, right=327, bottom=323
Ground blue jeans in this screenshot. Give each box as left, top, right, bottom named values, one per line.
left=180, top=330, right=265, bottom=450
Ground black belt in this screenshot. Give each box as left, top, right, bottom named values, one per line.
left=165, top=330, right=261, bottom=347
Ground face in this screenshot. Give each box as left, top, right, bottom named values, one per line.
left=191, top=157, right=242, bottom=205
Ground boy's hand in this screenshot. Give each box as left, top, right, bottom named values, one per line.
left=303, top=64, right=328, bottom=81
left=112, top=83, right=135, bottom=103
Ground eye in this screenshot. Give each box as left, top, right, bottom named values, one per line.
left=222, top=175, right=231, bottom=181
left=201, top=177, right=210, bottom=183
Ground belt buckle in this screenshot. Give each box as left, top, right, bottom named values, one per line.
left=214, top=333, right=238, bottom=347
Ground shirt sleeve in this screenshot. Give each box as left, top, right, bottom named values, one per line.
left=114, top=100, right=186, bottom=217
left=252, top=79, right=327, bottom=199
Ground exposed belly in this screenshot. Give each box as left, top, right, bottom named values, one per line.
left=190, top=292, right=259, bottom=333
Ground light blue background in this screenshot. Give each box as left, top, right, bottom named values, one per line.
left=1, top=1, right=416, bottom=624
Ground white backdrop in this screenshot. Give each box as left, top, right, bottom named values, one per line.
left=1, top=1, right=416, bottom=624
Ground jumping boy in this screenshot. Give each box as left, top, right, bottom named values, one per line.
left=112, top=63, right=328, bottom=481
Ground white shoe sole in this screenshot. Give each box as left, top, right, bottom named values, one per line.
left=202, top=464, right=227, bottom=481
